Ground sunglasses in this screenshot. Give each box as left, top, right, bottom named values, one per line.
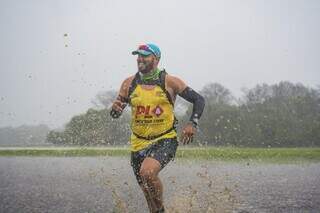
left=138, top=44, right=157, bottom=56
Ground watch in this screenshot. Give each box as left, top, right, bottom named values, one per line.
left=189, top=119, right=198, bottom=129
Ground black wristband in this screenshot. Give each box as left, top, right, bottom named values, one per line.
left=189, top=120, right=198, bottom=129
left=110, top=109, right=122, bottom=119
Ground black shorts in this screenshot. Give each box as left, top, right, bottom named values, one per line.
left=130, top=137, right=178, bottom=185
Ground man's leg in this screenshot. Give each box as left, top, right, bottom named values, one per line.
left=139, top=157, right=164, bottom=213
left=131, top=151, right=159, bottom=212
left=133, top=138, right=178, bottom=212
left=139, top=182, right=158, bottom=212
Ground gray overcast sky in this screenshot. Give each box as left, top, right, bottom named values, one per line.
left=0, top=0, right=319, bottom=129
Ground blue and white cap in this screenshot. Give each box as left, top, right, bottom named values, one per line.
left=132, top=43, right=161, bottom=59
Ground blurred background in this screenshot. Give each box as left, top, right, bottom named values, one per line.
left=0, top=0, right=319, bottom=147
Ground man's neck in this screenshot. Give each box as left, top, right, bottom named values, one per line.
left=140, top=67, right=160, bottom=81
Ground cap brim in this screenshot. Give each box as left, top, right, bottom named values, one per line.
left=132, top=50, right=152, bottom=56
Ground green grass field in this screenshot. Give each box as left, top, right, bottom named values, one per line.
left=0, top=146, right=319, bottom=162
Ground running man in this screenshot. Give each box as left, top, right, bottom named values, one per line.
left=110, top=43, right=205, bottom=213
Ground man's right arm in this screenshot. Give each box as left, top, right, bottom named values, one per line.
left=110, top=76, right=134, bottom=119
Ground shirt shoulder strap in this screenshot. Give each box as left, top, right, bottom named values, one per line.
left=159, top=69, right=174, bottom=106
left=128, top=72, right=140, bottom=102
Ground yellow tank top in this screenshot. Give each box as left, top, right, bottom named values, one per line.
left=129, top=83, right=177, bottom=152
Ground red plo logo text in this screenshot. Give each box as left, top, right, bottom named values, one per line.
left=136, top=105, right=163, bottom=117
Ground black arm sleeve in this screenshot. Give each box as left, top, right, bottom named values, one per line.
left=178, top=87, right=205, bottom=125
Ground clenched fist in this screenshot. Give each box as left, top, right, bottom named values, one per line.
left=110, top=99, right=127, bottom=119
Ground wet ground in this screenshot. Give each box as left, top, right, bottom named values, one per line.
left=0, top=156, right=319, bottom=213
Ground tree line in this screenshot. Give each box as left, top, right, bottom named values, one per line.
left=47, top=81, right=320, bottom=147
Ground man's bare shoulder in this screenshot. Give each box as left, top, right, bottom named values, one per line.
left=165, top=73, right=187, bottom=94
left=123, top=75, right=135, bottom=86
left=120, top=75, right=135, bottom=97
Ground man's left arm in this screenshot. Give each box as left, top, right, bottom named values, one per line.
left=167, top=75, right=205, bottom=144
left=179, top=87, right=205, bottom=126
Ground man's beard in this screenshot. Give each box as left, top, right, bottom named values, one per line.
left=138, top=60, right=154, bottom=74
